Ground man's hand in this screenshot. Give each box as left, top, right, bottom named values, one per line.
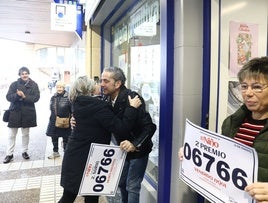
left=120, top=140, right=136, bottom=152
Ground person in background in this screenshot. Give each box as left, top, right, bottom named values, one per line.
left=46, top=81, right=71, bottom=159
left=48, top=81, right=53, bottom=94
left=179, top=56, right=268, bottom=202
left=3, top=67, right=40, bottom=164
left=58, top=76, right=142, bottom=203
left=101, top=67, right=156, bottom=203
left=93, top=76, right=102, bottom=97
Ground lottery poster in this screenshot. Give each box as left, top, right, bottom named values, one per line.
left=179, top=119, right=258, bottom=203
left=79, top=143, right=127, bottom=196
left=229, top=21, right=258, bottom=77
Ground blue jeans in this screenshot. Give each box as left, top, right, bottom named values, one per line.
left=119, top=155, right=149, bottom=203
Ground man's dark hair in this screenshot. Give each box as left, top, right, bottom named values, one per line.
left=103, top=66, right=126, bottom=85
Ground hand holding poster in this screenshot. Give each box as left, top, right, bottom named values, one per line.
left=179, top=119, right=258, bottom=203
left=79, top=143, right=127, bottom=196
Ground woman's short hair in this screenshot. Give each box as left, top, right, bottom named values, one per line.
left=56, top=81, right=65, bottom=88
left=238, top=56, right=268, bottom=82
left=69, top=76, right=95, bottom=102
left=18, top=67, right=30, bottom=75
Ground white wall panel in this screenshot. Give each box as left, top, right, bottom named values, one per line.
left=171, top=0, right=203, bottom=202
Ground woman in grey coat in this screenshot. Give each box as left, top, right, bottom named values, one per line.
left=46, top=81, right=71, bottom=159
left=3, top=67, right=40, bottom=164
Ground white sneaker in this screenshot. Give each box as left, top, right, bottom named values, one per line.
left=48, top=152, right=60, bottom=159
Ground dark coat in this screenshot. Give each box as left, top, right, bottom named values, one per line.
left=60, top=95, right=139, bottom=194
left=222, top=104, right=268, bottom=182
left=46, top=90, right=71, bottom=138
left=6, top=78, right=40, bottom=128
left=104, top=85, right=156, bottom=159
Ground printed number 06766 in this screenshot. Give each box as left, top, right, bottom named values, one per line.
left=183, top=142, right=248, bottom=190
left=93, top=149, right=115, bottom=192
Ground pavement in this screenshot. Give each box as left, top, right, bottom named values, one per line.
left=0, top=89, right=108, bottom=203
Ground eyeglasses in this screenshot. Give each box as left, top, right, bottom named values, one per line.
left=239, top=83, right=268, bottom=93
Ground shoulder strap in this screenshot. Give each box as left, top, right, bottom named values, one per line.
left=54, top=97, right=58, bottom=115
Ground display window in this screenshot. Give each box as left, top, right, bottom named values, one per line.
left=111, top=0, right=160, bottom=184
left=209, top=0, right=268, bottom=132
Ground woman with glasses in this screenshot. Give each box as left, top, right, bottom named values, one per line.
left=179, top=56, right=268, bottom=202
left=221, top=56, right=268, bottom=202
left=223, top=57, right=268, bottom=149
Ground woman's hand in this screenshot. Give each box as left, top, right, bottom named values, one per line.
left=120, top=140, right=136, bottom=152
left=178, top=147, right=184, bottom=161
left=245, top=182, right=268, bottom=203
left=70, top=116, right=76, bottom=129
left=17, top=89, right=26, bottom=98
left=128, top=95, right=141, bottom=108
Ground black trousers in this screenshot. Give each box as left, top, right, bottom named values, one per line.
left=58, top=189, right=99, bottom=203
left=51, top=136, right=68, bottom=152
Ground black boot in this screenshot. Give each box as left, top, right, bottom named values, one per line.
left=3, top=154, right=13, bottom=164
left=22, top=152, right=30, bottom=159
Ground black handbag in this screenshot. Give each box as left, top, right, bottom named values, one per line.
left=3, top=109, right=10, bottom=122
left=3, top=101, right=16, bottom=122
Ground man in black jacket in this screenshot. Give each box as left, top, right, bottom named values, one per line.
left=101, top=66, right=156, bottom=203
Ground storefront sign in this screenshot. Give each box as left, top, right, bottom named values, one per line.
left=51, top=3, right=77, bottom=31
left=134, top=22, right=156, bottom=36
left=180, top=119, right=258, bottom=203
left=79, top=143, right=127, bottom=196
left=129, top=0, right=159, bottom=38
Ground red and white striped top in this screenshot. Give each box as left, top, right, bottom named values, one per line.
left=234, top=117, right=266, bottom=147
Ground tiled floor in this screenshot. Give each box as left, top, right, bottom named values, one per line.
left=0, top=137, right=106, bottom=203
left=0, top=89, right=108, bottom=203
